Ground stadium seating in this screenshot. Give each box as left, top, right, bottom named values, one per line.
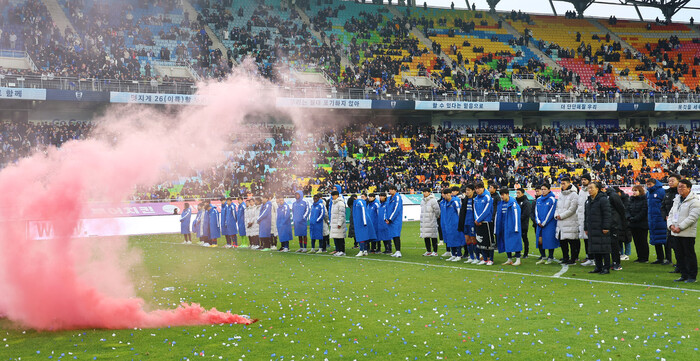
left=58, top=0, right=200, bottom=78
left=1, top=0, right=698, bottom=94
left=601, top=20, right=699, bottom=90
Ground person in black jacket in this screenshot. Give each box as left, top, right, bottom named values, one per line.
left=660, top=174, right=680, bottom=269
left=347, top=195, right=357, bottom=248
left=488, top=182, right=501, bottom=242
left=615, top=186, right=633, bottom=260
left=627, top=185, right=649, bottom=262
left=603, top=185, right=626, bottom=271
left=516, top=188, right=532, bottom=258
left=585, top=182, right=612, bottom=274
left=530, top=188, right=542, bottom=230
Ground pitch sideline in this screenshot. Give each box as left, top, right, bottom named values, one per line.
left=163, top=242, right=700, bottom=293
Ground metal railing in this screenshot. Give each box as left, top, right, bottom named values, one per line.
left=0, top=74, right=197, bottom=94
left=0, top=73, right=699, bottom=103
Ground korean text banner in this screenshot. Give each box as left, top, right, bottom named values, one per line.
left=276, top=98, right=372, bottom=109
left=539, top=103, right=618, bottom=111
left=655, top=103, right=700, bottom=111
left=0, top=87, right=46, bottom=100
left=110, top=92, right=201, bottom=105
left=414, top=101, right=500, bottom=111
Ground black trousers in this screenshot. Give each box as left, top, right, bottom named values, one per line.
left=521, top=224, right=529, bottom=256
left=663, top=231, right=674, bottom=262
left=333, top=238, right=345, bottom=253
left=560, top=239, right=580, bottom=262
left=594, top=253, right=611, bottom=270
left=424, top=238, right=438, bottom=252
left=630, top=227, right=649, bottom=261
left=610, top=231, right=622, bottom=265
left=393, top=236, right=401, bottom=252
left=671, top=236, right=697, bottom=279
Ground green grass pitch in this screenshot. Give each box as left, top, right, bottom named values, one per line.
left=1, top=222, right=699, bottom=360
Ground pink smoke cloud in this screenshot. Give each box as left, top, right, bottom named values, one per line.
left=0, top=71, right=291, bottom=330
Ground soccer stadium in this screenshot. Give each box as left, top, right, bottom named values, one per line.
left=0, top=0, right=699, bottom=359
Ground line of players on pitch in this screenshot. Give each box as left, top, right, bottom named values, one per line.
left=177, top=185, right=407, bottom=257
left=175, top=182, right=571, bottom=264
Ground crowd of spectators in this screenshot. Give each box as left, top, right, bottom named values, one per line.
left=0, top=121, right=92, bottom=167
left=130, top=123, right=700, bottom=201
left=1, top=0, right=699, bottom=96
left=0, top=119, right=698, bottom=201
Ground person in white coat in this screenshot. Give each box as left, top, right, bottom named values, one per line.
left=320, top=197, right=331, bottom=253
left=329, top=191, right=347, bottom=256
left=555, top=177, right=580, bottom=265
left=578, top=174, right=593, bottom=266
left=420, top=187, right=440, bottom=256
left=271, top=196, right=278, bottom=250
left=667, top=179, right=700, bottom=283
left=247, top=198, right=261, bottom=249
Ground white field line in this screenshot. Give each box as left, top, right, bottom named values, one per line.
left=553, top=263, right=569, bottom=278
left=161, top=242, right=700, bottom=293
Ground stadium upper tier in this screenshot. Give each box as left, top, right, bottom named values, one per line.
left=1, top=122, right=696, bottom=199
left=0, top=0, right=698, bottom=94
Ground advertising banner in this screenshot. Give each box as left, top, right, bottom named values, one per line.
left=110, top=92, right=200, bottom=105
left=655, top=103, right=700, bottom=111
left=414, top=101, right=500, bottom=111
left=539, top=103, right=617, bottom=111
left=275, top=97, right=372, bottom=109
left=0, top=87, right=46, bottom=100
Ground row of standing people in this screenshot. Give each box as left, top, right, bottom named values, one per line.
left=418, top=174, right=699, bottom=282
left=177, top=186, right=407, bottom=257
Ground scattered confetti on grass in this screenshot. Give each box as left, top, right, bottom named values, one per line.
left=1, top=222, right=698, bottom=360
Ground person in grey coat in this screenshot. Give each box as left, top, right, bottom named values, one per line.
left=555, top=177, right=579, bottom=265
left=420, top=187, right=441, bottom=256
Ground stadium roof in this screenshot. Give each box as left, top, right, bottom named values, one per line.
left=424, top=0, right=699, bottom=22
